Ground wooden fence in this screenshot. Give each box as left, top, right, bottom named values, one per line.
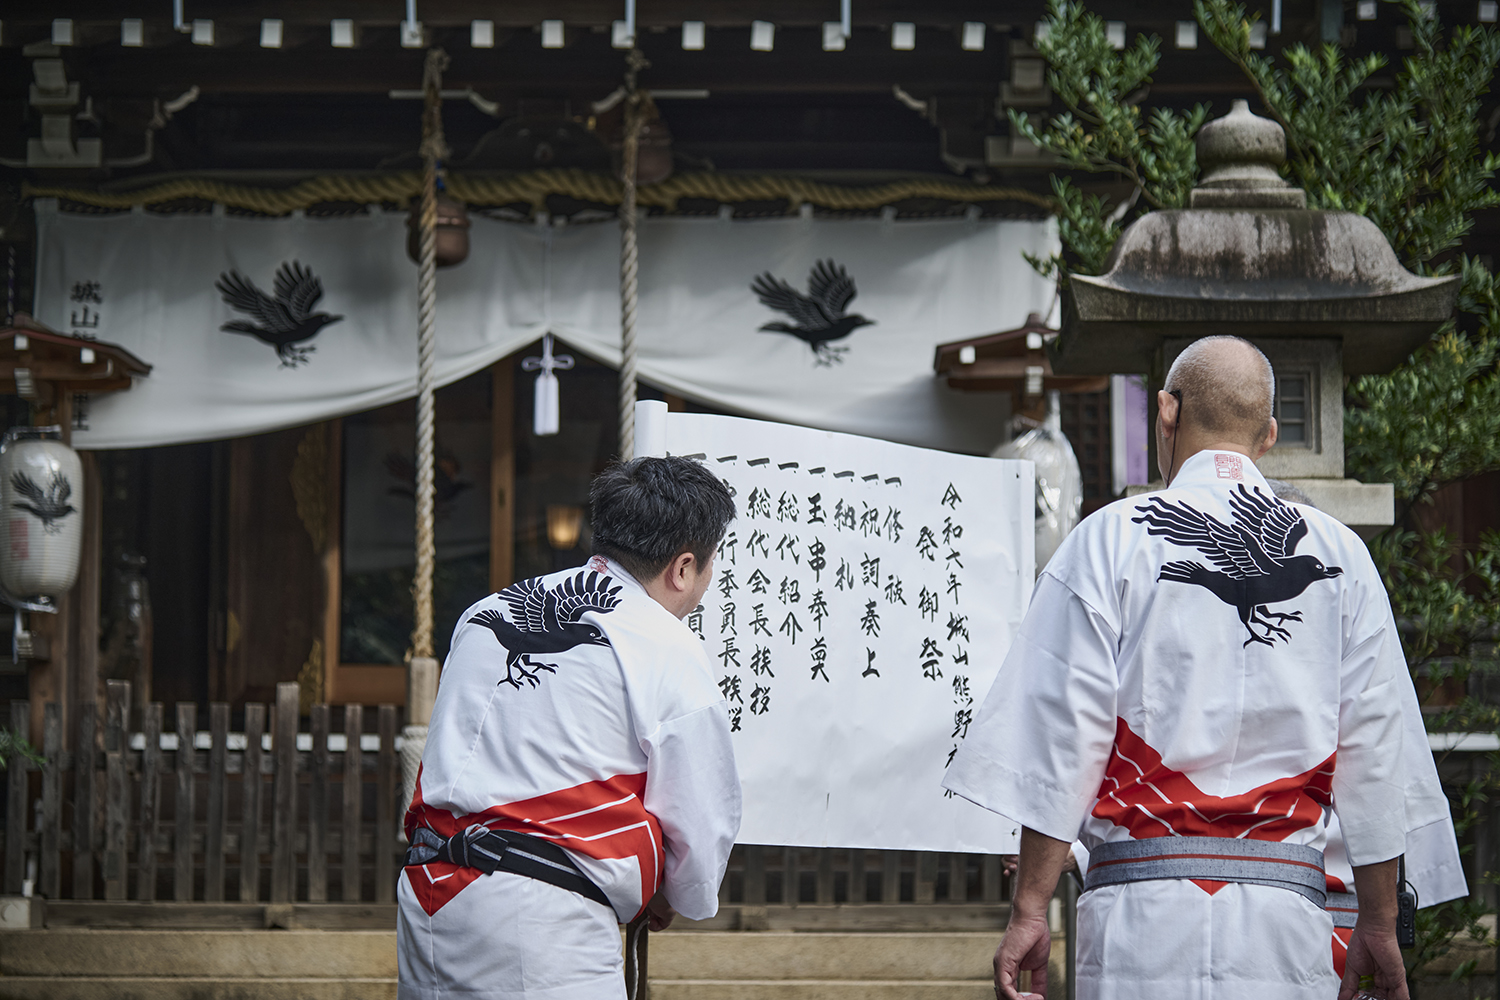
left=3, top=680, right=1011, bottom=911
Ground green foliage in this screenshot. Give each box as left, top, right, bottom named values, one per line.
left=0, top=727, right=43, bottom=769
left=1346, top=331, right=1500, bottom=516
left=1014, top=0, right=1210, bottom=276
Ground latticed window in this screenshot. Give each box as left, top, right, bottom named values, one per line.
left=1275, top=373, right=1312, bottom=446
left=1059, top=390, right=1112, bottom=511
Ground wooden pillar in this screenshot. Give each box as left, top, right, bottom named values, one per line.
left=321, top=420, right=343, bottom=701
left=490, top=360, right=515, bottom=593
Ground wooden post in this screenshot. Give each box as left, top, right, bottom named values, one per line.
left=203, top=703, right=228, bottom=901
left=882, top=850, right=901, bottom=904
left=320, top=420, right=343, bottom=703
left=71, top=701, right=96, bottom=899
left=915, top=851, right=937, bottom=904
left=783, top=847, right=798, bottom=907
left=173, top=702, right=195, bottom=901
left=40, top=702, right=61, bottom=899
left=137, top=703, right=162, bottom=901
left=376, top=705, right=396, bottom=903
left=309, top=703, right=330, bottom=902
left=743, top=845, right=766, bottom=905
left=240, top=703, right=265, bottom=902
left=490, top=361, right=515, bottom=592
left=103, top=681, right=129, bottom=900
left=73, top=450, right=103, bottom=721
left=950, top=853, right=969, bottom=902
left=982, top=854, right=1003, bottom=903
left=341, top=704, right=363, bottom=902
left=271, top=683, right=298, bottom=903
left=850, top=848, right=866, bottom=903
left=815, top=848, right=834, bottom=904
left=4, top=701, right=28, bottom=893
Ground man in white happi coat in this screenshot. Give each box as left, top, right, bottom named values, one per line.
left=944, top=336, right=1448, bottom=1000
left=398, top=456, right=742, bottom=1000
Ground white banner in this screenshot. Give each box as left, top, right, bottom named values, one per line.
left=34, top=201, right=1056, bottom=453
left=639, top=401, right=1033, bottom=852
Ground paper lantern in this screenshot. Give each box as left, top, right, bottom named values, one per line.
left=0, top=428, right=83, bottom=600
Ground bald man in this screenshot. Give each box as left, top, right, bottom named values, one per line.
left=944, top=336, right=1444, bottom=1000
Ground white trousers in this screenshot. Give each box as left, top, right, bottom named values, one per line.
left=1076, top=881, right=1338, bottom=1000
left=398, top=868, right=625, bottom=1000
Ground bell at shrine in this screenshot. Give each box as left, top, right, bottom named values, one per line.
left=1048, top=100, right=1459, bottom=528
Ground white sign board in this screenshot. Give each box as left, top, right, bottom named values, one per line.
left=636, top=402, right=1034, bottom=853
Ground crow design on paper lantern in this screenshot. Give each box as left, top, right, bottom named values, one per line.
left=1131, top=485, right=1343, bottom=648
left=215, top=261, right=343, bottom=368
left=468, top=571, right=623, bottom=690
left=751, top=259, right=875, bottom=366
left=10, top=471, right=76, bottom=534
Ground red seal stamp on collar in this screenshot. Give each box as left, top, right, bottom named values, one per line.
left=588, top=554, right=610, bottom=575
left=1214, top=454, right=1244, bottom=480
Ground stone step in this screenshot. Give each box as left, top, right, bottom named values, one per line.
left=651, top=982, right=992, bottom=1000
left=0, top=929, right=397, bottom=979
left=0, top=978, right=397, bottom=1000
left=651, top=932, right=1002, bottom=980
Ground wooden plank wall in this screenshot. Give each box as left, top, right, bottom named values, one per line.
left=3, top=681, right=1011, bottom=907
left=2, top=683, right=402, bottom=903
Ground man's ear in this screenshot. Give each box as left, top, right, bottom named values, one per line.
left=1253, top=417, right=1279, bottom=460
left=666, top=550, right=696, bottom=592
left=1156, top=390, right=1179, bottom=434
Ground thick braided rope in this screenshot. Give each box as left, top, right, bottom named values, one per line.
left=411, top=48, right=447, bottom=662
left=25, top=171, right=1053, bottom=215
left=618, top=91, right=642, bottom=460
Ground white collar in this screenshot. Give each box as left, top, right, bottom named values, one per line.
left=1169, top=449, right=1271, bottom=491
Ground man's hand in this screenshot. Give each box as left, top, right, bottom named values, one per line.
left=993, top=828, right=1072, bottom=1000
left=1340, top=857, right=1409, bottom=1000
left=645, top=892, right=676, bottom=932
left=995, top=909, right=1052, bottom=1000
left=1338, top=922, right=1409, bottom=1000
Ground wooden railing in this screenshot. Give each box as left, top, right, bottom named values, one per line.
left=3, top=679, right=1012, bottom=912
left=5, top=681, right=399, bottom=903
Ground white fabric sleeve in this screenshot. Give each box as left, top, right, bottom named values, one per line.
left=1332, top=574, right=1409, bottom=867
left=942, top=573, right=1119, bottom=843
left=640, top=701, right=742, bottom=921
left=1405, top=815, right=1466, bottom=906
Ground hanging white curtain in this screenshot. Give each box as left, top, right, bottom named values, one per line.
left=33, top=200, right=1056, bottom=453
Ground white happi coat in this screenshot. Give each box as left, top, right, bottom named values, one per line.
left=945, top=449, right=1448, bottom=1000
left=398, top=555, right=741, bottom=1000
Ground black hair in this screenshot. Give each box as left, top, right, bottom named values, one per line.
left=589, top=456, right=736, bottom=581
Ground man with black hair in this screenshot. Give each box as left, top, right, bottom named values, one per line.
left=398, top=456, right=741, bottom=1000
left=946, top=336, right=1445, bottom=1000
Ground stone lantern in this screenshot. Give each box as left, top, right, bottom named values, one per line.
left=1048, top=100, right=1458, bottom=528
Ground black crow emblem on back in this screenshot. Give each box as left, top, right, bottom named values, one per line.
left=751, top=259, right=875, bottom=366
left=215, top=261, right=343, bottom=367
left=468, top=570, right=624, bottom=689
left=10, top=471, right=76, bottom=534
left=1131, top=485, right=1343, bottom=647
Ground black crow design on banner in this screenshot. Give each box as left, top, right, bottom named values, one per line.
left=751, top=259, right=875, bottom=366
left=468, top=571, right=624, bottom=689
left=10, top=471, right=76, bottom=533
left=1131, top=484, right=1343, bottom=647
left=215, top=261, right=343, bottom=367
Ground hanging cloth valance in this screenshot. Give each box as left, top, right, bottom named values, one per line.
left=32, top=200, right=1057, bottom=453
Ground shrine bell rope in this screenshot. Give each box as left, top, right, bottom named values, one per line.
left=25, top=172, right=1053, bottom=216
left=413, top=47, right=448, bottom=666
left=618, top=50, right=647, bottom=459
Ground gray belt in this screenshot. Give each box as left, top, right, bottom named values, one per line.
left=1085, top=836, right=1327, bottom=908
left=1326, top=891, right=1358, bottom=928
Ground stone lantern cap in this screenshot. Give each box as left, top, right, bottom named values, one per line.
left=1051, top=100, right=1458, bottom=377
